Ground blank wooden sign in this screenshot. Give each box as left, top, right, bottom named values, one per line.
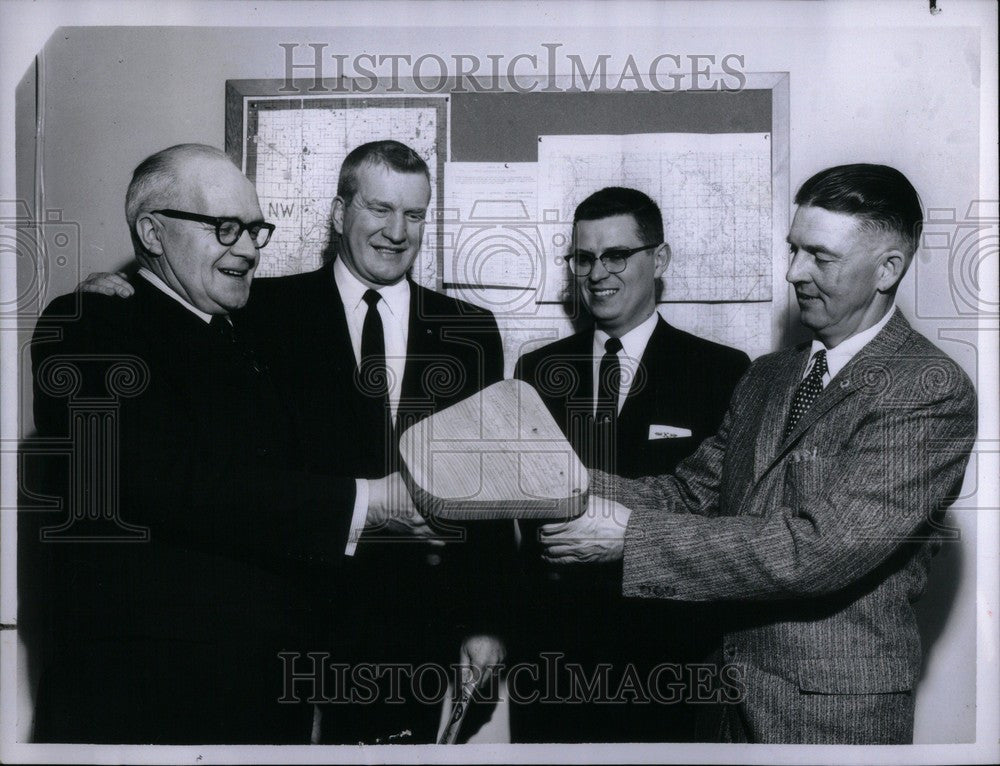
left=399, top=379, right=588, bottom=520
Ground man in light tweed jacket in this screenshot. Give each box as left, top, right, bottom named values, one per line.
left=538, top=163, right=977, bottom=744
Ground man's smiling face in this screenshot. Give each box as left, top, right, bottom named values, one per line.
left=147, top=156, right=261, bottom=314
left=786, top=205, right=891, bottom=348
left=575, top=213, right=668, bottom=338
left=332, top=161, right=431, bottom=288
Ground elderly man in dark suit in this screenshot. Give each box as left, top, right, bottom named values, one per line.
left=539, top=164, right=978, bottom=744
left=70, top=140, right=512, bottom=745
left=27, top=143, right=414, bottom=743
left=513, top=187, right=749, bottom=742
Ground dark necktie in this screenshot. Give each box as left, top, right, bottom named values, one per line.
left=596, top=337, right=623, bottom=423
left=361, top=289, right=393, bottom=469
left=210, top=314, right=236, bottom=344
left=211, top=314, right=265, bottom=375
left=593, top=337, right=623, bottom=472
left=361, top=289, right=389, bottom=402
left=783, top=349, right=828, bottom=440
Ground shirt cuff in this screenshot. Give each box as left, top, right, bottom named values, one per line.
left=345, top=478, right=369, bottom=557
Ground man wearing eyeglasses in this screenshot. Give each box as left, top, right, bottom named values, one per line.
left=65, top=140, right=511, bottom=745
left=512, top=187, right=749, bottom=743
left=538, top=165, right=978, bottom=744
left=27, top=143, right=393, bottom=743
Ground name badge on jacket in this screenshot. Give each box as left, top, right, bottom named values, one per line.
left=648, top=424, right=692, bottom=440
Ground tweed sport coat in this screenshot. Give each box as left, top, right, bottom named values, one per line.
left=593, top=311, right=977, bottom=744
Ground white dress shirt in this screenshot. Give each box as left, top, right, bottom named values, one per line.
left=138, top=267, right=214, bottom=323
left=592, top=310, right=660, bottom=414
left=803, top=304, right=897, bottom=386
left=333, top=256, right=410, bottom=420
left=333, top=257, right=412, bottom=556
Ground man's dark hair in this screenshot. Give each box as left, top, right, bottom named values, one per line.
left=336, top=140, right=430, bottom=204
left=794, top=163, right=924, bottom=257
left=573, top=187, right=664, bottom=245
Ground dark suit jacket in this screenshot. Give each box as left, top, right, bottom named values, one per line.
left=28, top=278, right=357, bottom=744
left=600, top=312, right=977, bottom=743
left=516, top=316, right=750, bottom=479
left=511, top=316, right=749, bottom=742
left=245, top=263, right=511, bottom=742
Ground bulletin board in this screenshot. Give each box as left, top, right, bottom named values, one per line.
left=225, top=74, right=789, bottom=359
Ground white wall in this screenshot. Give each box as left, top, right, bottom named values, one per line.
left=4, top=1, right=996, bottom=750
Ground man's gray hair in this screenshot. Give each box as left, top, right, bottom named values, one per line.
left=125, top=143, right=236, bottom=257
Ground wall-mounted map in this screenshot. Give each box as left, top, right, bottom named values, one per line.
left=239, top=95, right=448, bottom=287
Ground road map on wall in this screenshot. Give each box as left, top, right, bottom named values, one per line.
left=537, top=132, right=773, bottom=304
left=242, top=97, right=447, bottom=286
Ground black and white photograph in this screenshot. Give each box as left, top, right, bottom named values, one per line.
left=0, top=1, right=997, bottom=763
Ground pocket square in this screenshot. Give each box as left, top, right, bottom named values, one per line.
left=648, top=424, right=692, bottom=440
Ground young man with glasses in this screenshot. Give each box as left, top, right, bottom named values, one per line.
left=538, top=165, right=977, bottom=745
left=512, top=186, right=749, bottom=743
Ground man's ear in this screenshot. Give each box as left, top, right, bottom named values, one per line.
left=652, top=242, right=671, bottom=279
left=875, top=247, right=908, bottom=293
left=135, top=213, right=164, bottom=257
left=331, top=196, right=346, bottom=236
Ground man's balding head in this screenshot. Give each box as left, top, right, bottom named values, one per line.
left=128, top=144, right=264, bottom=314
left=126, top=144, right=238, bottom=258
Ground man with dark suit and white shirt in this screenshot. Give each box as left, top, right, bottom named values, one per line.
left=513, top=187, right=749, bottom=742
left=540, top=164, right=978, bottom=744
left=246, top=140, right=511, bottom=744
left=67, top=141, right=511, bottom=745
left=27, top=143, right=413, bottom=743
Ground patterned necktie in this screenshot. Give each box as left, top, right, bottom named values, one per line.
left=783, top=349, right=828, bottom=440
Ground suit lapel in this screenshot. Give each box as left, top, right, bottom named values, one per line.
left=312, top=264, right=380, bottom=434
left=132, top=278, right=218, bottom=360
left=319, top=262, right=356, bottom=368
left=753, top=311, right=914, bottom=483
left=618, top=317, right=688, bottom=454
left=618, top=317, right=666, bottom=426
left=541, top=329, right=595, bottom=448
left=781, top=311, right=913, bottom=447
left=752, top=346, right=808, bottom=482
left=401, top=282, right=432, bottom=406
left=573, top=329, right=596, bottom=409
